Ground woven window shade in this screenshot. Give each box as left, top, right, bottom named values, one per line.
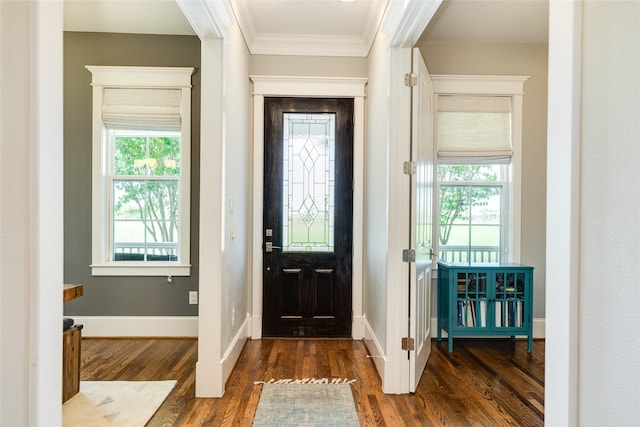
left=102, top=88, right=182, bottom=130
left=437, top=95, right=512, bottom=163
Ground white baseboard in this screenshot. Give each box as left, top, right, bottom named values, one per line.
left=430, top=317, right=546, bottom=339
left=363, top=317, right=386, bottom=380
left=352, top=315, right=365, bottom=340
left=251, top=314, right=262, bottom=339
left=71, top=316, right=198, bottom=337
left=73, top=315, right=545, bottom=340
left=532, top=317, right=545, bottom=339
left=221, top=315, right=250, bottom=384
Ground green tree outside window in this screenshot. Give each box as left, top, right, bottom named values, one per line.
left=112, top=132, right=181, bottom=258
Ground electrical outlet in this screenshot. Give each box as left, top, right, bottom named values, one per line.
left=188, top=291, right=198, bottom=305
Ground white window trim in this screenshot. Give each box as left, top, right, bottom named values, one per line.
left=432, top=75, right=529, bottom=263
left=87, top=66, right=194, bottom=276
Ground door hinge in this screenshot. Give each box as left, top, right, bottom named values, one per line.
left=404, top=72, right=417, bottom=87
left=403, top=161, right=416, bottom=175
left=402, top=249, right=415, bottom=263
left=402, top=337, right=415, bottom=351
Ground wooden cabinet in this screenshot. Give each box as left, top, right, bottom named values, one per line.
left=437, top=261, right=534, bottom=352
left=62, top=326, right=81, bottom=402
left=63, top=284, right=83, bottom=402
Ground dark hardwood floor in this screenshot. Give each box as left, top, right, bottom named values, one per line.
left=79, top=337, right=544, bottom=426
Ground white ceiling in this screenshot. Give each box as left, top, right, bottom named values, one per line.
left=64, top=0, right=196, bottom=36
left=63, top=0, right=548, bottom=57
left=231, top=0, right=388, bottom=56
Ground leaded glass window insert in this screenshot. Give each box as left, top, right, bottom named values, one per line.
left=282, top=113, right=335, bottom=252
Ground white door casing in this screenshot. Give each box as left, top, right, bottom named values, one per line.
left=249, top=76, right=367, bottom=340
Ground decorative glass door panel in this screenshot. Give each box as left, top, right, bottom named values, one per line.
left=282, top=113, right=335, bottom=252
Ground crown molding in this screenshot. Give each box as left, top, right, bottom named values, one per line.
left=176, top=0, right=233, bottom=39
left=231, top=0, right=388, bottom=57
left=382, top=0, right=442, bottom=47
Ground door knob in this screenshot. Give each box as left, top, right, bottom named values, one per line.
left=265, top=242, right=281, bottom=252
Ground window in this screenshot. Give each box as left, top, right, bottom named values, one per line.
left=432, top=76, right=529, bottom=264
left=438, top=164, right=507, bottom=263
left=87, top=66, right=194, bottom=276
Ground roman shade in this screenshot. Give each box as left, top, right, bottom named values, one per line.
left=437, top=95, right=513, bottom=164
left=102, top=88, right=182, bottom=130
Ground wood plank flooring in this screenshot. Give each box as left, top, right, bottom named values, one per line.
left=79, top=337, right=544, bottom=426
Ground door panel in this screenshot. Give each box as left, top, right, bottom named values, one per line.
left=263, top=97, right=353, bottom=337
left=410, top=48, right=435, bottom=391
left=314, top=268, right=335, bottom=316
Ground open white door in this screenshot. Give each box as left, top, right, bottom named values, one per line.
left=409, top=47, right=435, bottom=392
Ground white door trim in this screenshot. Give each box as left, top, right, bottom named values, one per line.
left=249, top=76, right=367, bottom=339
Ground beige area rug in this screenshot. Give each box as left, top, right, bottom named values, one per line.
left=252, top=381, right=360, bottom=427
left=62, top=380, right=176, bottom=427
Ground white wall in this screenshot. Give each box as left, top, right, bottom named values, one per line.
left=221, top=17, right=251, bottom=355
left=0, top=0, right=63, bottom=425
left=250, top=55, right=367, bottom=77
left=0, top=4, right=30, bottom=423
left=363, top=30, right=391, bottom=369
left=579, top=1, right=639, bottom=424
left=546, top=1, right=639, bottom=424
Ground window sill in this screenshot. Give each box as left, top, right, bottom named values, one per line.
left=90, top=262, right=191, bottom=277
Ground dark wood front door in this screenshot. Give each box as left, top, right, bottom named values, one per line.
left=263, top=97, right=353, bottom=337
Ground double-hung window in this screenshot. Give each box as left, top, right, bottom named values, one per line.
left=432, top=76, right=528, bottom=264
left=87, top=66, right=194, bottom=276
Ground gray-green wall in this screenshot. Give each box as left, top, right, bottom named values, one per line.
left=63, top=32, right=201, bottom=316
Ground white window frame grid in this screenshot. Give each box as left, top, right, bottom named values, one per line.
left=432, top=75, right=529, bottom=264
left=437, top=165, right=509, bottom=263
left=108, top=128, right=181, bottom=261
left=87, top=66, right=194, bottom=276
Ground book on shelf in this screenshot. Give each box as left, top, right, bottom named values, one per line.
left=457, top=300, right=479, bottom=327
left=508, top=300, right=515, bottom=327
left=479, top=300, right=487, bottom=327
left=465, top=301, right=476, bottom=327
left=516, top=300, right=524, bottom=327
left=495, top=301, right=502, bottom=327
